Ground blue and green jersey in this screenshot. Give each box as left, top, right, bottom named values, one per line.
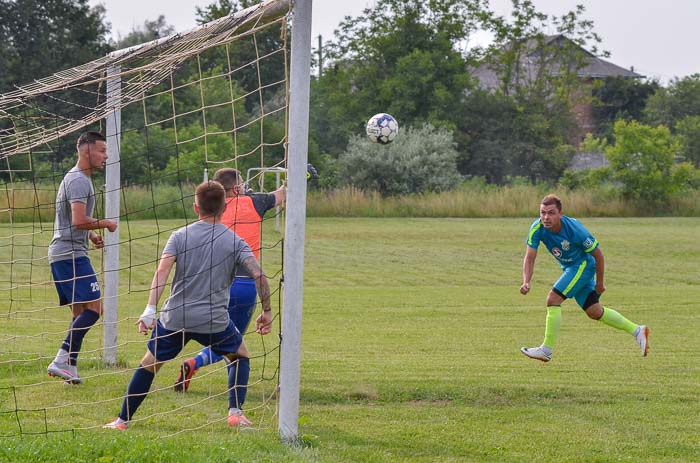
left=526, top=216, right=599, bottom=269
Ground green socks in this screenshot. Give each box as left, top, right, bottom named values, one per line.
left=599, top=307, right=638, bottom=335
left=542, top=305, right=561, bottom=349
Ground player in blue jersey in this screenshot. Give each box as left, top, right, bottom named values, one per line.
left=519, top=194, right=649, bottom=362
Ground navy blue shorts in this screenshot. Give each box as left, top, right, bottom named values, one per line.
left=50, top=256, right=100, bottom=306
left=147, top=319, right=243, bottom=362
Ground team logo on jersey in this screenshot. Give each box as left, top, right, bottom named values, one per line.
left=552, top=247, right=562, bottom=258
left=583, top=238, right=594, bottom=248
left=561, top=240, right=570, bottom=251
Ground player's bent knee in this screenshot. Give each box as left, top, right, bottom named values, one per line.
left=140, top=351, right=159, bottom=372
left=85, top=300, right=102, bottom=315
left=582, top=291, right=602, bottom=319
left=546, top=289, right=565, bottom=306
left=223, top=352, right=249, bottom=363
left=223, top=344, right=249, bottom=362
left=584, top=303, right=603, bottom=320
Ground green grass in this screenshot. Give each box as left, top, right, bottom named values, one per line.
left=1, top=217, right=699, bottom=462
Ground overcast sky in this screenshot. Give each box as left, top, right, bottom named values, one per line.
left=90, top=0, right=699, bottom=83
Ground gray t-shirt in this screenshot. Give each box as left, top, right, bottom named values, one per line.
left=48, top=166, right=95, bottom=263
left=159, top=220, right=255, bottom=334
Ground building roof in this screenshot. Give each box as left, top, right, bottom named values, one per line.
left=472, top=34, right=643, bottom=91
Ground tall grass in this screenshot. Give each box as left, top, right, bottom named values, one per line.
left=0, top=183, right=198, bottom=223
left=306, top=184, right=700, bottom=217
left=2, top=182, right=699, bottom=222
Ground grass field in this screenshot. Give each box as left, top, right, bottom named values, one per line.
left=1, top=217, right=699, bottom=462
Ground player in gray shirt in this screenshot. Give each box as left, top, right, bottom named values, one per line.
left=47, top=131, right=118, bottom=384
left=104, top=181, right=272, bottom=430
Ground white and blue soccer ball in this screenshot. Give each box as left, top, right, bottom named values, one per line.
left=366, top=113, right=399, bottom=144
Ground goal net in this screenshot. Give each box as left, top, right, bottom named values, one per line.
left=0, top=0, right=292, bottom=437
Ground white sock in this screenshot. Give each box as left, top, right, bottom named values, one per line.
left=228, top=407, right=242, bottom=416
left=54, top=348, right=69, bottom=364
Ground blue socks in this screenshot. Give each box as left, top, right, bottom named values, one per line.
left=61, top=310, right=99, bottom=366
left=228, top=357, right=250, bottom=410
left=194, top=346, right=224, bottom=369
left=117, top=357, right=250, bottom=421
left=120, top=365, right=155, bottom=422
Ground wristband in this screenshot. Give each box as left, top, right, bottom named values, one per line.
left=140, top=304, right=157, bottom=326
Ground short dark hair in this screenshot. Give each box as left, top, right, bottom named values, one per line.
left=541, top=194, right=562, bottom=211
left=212, top=168, right=242, bottom=191
left=195, top=181, right=226, bottom=216
left=77, top=131, right=106, bottom=148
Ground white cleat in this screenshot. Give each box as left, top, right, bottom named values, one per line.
left=636, top=325, right=650, bottom=357
left=48, top=361, right=79, bottom=382
left=64, top=365, right=83, bottom=385
left=520, top=346, right=552, bottom=363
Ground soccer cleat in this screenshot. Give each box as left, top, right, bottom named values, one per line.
left=227, top=412, right=252, bottom=428
left=520, top=346, right=552, bottom=363
left=48, top=361, right=79, bottom=382
left=64, top=364, right=83, bottom=385
left=636, top=325, right=650, bottom=357
left=103, top=417, right=128, bottom=430
left=173, top=358, right=198, bottom=393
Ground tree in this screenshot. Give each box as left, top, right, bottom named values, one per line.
left=195, top=0, right=288, bottom=112
left=644, top=74, right=700, bottom=129
left=195, top=0, right=240, bottom=22
left=479, top=2, right=605, bottom=105
left=606, top=120, right=692, bottom=203
left=457, top=89, right=573, bottom=184
left=675, top=115, right=700, bottom=167
left=470, top=1, right=609, bottom=179
left=591, top=76, right=660, bottom=138
left=311, top=0, right=483, bottom=156
left=113, top=15, right=175, bottom=50
left=0, top=0, right=111, bottom=93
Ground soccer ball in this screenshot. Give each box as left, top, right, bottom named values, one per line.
left=366, top=113, right=399, bottom=144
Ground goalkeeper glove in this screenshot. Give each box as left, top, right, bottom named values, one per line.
left=306, top=163, right=319, bottom=181
left=137, top=304, right=157, bottom=333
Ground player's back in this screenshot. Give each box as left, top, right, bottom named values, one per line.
left=160, top=221, right=254, bottom=333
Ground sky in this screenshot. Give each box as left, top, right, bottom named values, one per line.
left=90, top=0, right=699, bottom=83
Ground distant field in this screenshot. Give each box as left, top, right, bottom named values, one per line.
left=1, top=217, right=698, bottom=462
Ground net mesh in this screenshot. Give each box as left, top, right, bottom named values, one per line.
left=0, top=0, right=290, bottom=436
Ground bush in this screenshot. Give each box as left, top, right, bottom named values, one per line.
left=337, top=124, right=462, bottom=196
left=676, top=115, right=700, bottom=167
left=606, top=120, right=686, bottom=203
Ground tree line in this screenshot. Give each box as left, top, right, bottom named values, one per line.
left=1, top=0, right=699, bottom=207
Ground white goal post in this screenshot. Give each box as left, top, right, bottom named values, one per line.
left=279, top=0, right=312, bottom=442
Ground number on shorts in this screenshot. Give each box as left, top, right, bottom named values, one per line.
left=91, top=281, right=100, bottom=292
